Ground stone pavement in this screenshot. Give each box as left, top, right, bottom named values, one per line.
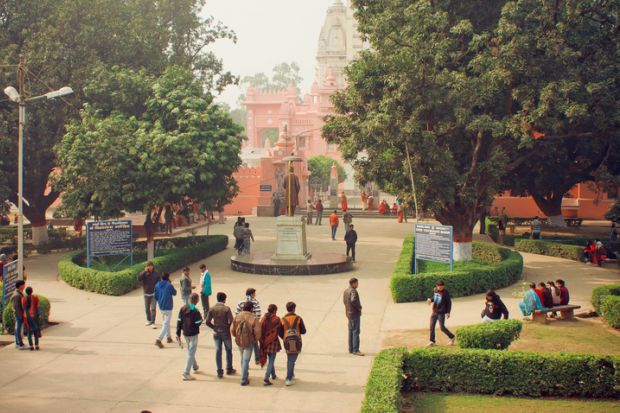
left=0, top=218, right=618, bottom=413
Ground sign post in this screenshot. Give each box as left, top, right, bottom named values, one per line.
left=86, top=220, right=133, bottom=269
left=1, top=260, right=19, bottom=333
left=413, top=224, right=453, bottom=274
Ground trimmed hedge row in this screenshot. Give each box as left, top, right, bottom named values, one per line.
left=2, top=295, right=51, bottom=334
left=515, top=239, right=583, bottom=261
left=592, top=283, right=620, bottom=313
left=361, top=348, right=406, bottom=413
left=58, top=235, right=228, bottom=296
left=456, top=320, right=523, bottom=350
left=404, top=348, right=619, bottom=398
left=390, top=239, right=523, bottom=302
left=592, top=282, right=620, bottom=328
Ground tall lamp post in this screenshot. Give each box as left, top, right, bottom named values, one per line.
left=4, top=54, right=73, bottom=280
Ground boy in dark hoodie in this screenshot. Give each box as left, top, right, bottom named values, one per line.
left=176, top=293, right=203, bottom=381
left=427, top=280, right=455, bottom=346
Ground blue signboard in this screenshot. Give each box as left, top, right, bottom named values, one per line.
left=414, top=223, right=453, bottom=273
left=86, top=220, right=133, bottom=268
left=1, top=260, right=19, bottom=333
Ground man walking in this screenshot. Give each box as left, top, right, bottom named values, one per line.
left=344, top=224, right=358, bottom=262
left=231, top=301, right=261, bottom=386
left=315, top=199, right=324, bottom=225
left=343, top=211, right=353, bottom=232
left=306, top=199, right=314, bottom=225
left=343, top=278, right=363, bottom=356
left=279, top=301, right=306, bottom=386
left=137, top=261, right=160, bottom=328
left=205, top=292, right=236, bottom=378
left=427, top=280, right=455, bottom=346
left=329, top=210, right=339, bottom=240
left=199, top=264, right=211, bottom=317
left=154, top=272, right=177, bottom=348
left=236, top=288, right=262, bottom=365
left=12, top=280, right=28, bottom=350
left=176, top=293, right=202, bottom=381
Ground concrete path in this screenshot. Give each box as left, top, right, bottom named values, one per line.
left=0, top=217, right=618, bottom=413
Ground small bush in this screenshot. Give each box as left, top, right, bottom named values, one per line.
left=391, top=239, right=523, bottom=303
left=404, top=348, right=618, bottom=398
left=486, top=222, right=499, bottom=243
left=361, top=348, right=406, bottom=413
left=59, top=235, right=228, bottom=296
left=2, top=295, right=51, bottom=334
left=515, top=239, right=583, bottom=261
left=591, top=283, right=620, bottom=313
left=456, top=320, right=523, bottom=350
left=601, top=296, right=620, bottom=329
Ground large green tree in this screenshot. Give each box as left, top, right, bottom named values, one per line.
left=0, top=0, right=236, bottom=244
left=324, top=0, right=511, bottom=260
left=55, top=66, right=243, bottom=257
left=498, top=0, right=620, bottom=226
left=241, top=61, right=303, bottom=93
left=307, top=156, right=347, bottom=192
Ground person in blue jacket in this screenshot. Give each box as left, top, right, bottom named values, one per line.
left=154, top=272, right=177, bottom=348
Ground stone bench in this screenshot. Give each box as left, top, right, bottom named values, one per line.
left=532, top=305, right=581, bottom=323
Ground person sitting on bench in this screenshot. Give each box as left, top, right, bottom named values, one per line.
left=519, top=283, right=547, bottom=317
left=556, top=279, right=570, bottom=305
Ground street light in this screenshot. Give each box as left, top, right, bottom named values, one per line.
left=4, top=55, right=73, bottom=280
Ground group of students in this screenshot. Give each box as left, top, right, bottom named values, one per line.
left=137, top=262, right=307, bottom=386
left=11, top=280, right=42, bottom=351
left=583, top=239, right=617, bottom=266
left=232, top=217, right=255, bottom=255
left=519, top=279, right=570, bottom=316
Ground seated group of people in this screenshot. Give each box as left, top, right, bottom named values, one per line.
left=519, top=280, right=569, bottom=317
left=583, top=240, right=617, bottom=266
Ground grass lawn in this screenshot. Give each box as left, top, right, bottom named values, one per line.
left=402, top=393, right=620, bottom=413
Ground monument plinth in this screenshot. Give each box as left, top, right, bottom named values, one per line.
left=272, top=215, right=311, bottom=261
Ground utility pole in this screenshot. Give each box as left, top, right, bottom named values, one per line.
left=17, top=54, right=26, bottom=280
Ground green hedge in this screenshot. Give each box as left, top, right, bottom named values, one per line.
left=58, top=235, right=228, bottom=296
left=2, top=295, right=51, bottom=334
left=601, top=296, right=620, bottom=328
left=390, top=239, right=523, bottom=302
left=361, top=348, right=406, bottom=413
left=456, top=320, right=523, bottom=350
left=404, top=348, right=619, bottom=398
left=514, top=239, right=583, bottom=261
left=591, top=283, right=620, bottom=313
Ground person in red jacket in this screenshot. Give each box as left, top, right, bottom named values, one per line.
left=22, top=286, right=41, bottom=350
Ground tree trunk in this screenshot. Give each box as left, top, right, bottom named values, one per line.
left=147, top=236, right=155, bottom=260
left=26, top=209, right=48, bottom=245
left=532, top=192, right=566, bottom=228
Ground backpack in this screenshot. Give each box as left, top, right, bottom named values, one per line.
left=282, top=316, right=302, bottom=355
left=234, top=317, right=255, bottom=348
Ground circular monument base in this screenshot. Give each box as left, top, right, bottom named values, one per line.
left=231, top=252, right=353, bottom=275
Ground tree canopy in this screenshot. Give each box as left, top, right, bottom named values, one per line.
left=307, top=156, right=347, bottom=192
left=241, top=61, right=303, bottom=93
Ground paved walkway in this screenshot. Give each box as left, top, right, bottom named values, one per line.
left=0, top=218, right=618, bottom=413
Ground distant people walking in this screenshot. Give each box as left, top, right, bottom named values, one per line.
left=330, top=210, right=339, bottom=240
left=22, top=286, right=41, bottom=351
left=344, top=224, right=358, bottom=262
left=205, top=292, right=236, bottom=378
left=343, top=278, right=363, bottom=356
left=315, top=199, right=324, bottom=225
left=12, top=280, right=27, bottom=350
left=341, top=192, right=348, bottom=212
left=481, top=290, right=509, bottom=322
left=306, top=200, right=314, bottom=225
left=179, top=267, right=195, bottom=306
left=531, top=216, right=542, bottom=240
left=154, top=272, right=177, bottom=348
left=233, top=217, right=246, bottom=254
left=199, top=264, right=212, bottom=317
left=232, top=301, right=261, bottom=386
left=343, top=211, right=353, bottom=231
left=138, top=261, right=161, bottom=328
left=279, top=301, right=306, bottom=386
left=242, top=222, right=255, bottom=255
left=427, top=280, right=455, bottom=346
left=236, top=288, right=262, bottom=365
left=176, top=293, right=202, bottom=381
left=260, top=304, right=282, bottom=386
left=272, top=192, right=281, bottom=217
left=361, top=191, right=367, bottom=210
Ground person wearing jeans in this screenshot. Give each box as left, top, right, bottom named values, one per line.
left=176, top=293, right=203, bottom=381
left=279, top=301, right=307, bottom=386
left=12, top=280, right=27, bottom=349
left=154, top=272, right=177, bottom=348
left=137, top=261, right=160, bottom=328
left=231, top=301, right=261, bottom=386
left=427, top=280, right=455, bottom=346
left=329, top=210, right=339, bottom=240
left=206, top=292, right=236, bottom=378
left=343, top=278, right=363, bottom=356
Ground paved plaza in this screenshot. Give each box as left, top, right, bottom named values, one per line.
left=1, top=217, right=619, bottom=413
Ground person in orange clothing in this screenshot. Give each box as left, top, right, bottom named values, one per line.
left=329, top=210, right=339, bottom=240
left=341, top=192, right=348, bottom=212
left=360, top=191, right=367, bottom=210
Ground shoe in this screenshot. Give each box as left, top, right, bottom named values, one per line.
left=272, top=374, right=277, bottom=380
left=263, top=380, right=273, bottom=386
left=241, top=380, right=250, bottom=386
left=448, top=338, right=455, bottom=346
left=29, top=347, right=34, bottom=351
left=352, top=351, right=365, bottom=356
left=255, top=360, right=260, bottom=366
left=17, top=345, right=28, bottom=351
left=217, top=372, right=224, bottom=379
left=145, top=321, right=152, bottom=326
left=167, top=337, right=174, bottom=344
left=226, top=369, right=237, bottom=375
left=285, top=379, right=294, bottom=386
left=151, top=324, right=157, bottom=329
left=193, top=365, right=199, bottom=372
left=426, top=341, right=436, bottom=347
left=35, top=346, right=40, bottom=351
left=182, top=373, right=195, bottom=381
left=155, top=339, right=164, bottom=349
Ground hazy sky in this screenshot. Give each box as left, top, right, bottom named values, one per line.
left=203, top=0, right=338, bottom=107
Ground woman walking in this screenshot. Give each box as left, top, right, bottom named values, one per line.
left=259, top=304, right=281, bottom=386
